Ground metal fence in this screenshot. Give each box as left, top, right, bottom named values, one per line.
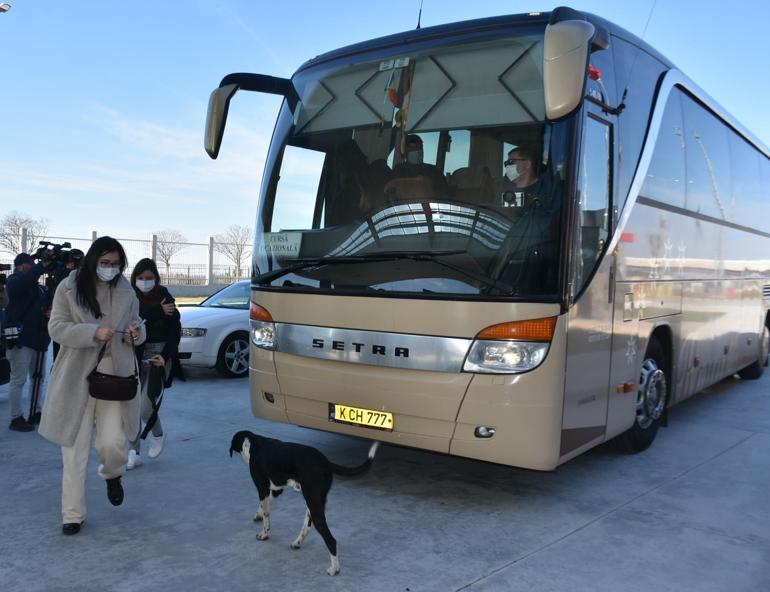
left=0, top=231, right=251, bottom=288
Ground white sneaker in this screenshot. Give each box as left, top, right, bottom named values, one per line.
left=127, top=449, right=142, bottom=470
left=147, top=432, right=166, bottom=459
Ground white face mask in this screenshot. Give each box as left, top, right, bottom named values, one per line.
left=504, top=164, right=519, bottom=182
left=97, top=266, right=120, bottom=282
left=136, top=279, right=156, bottom=293
left=406, top=149, right=423, bottom=164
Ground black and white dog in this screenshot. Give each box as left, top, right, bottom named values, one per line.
left=229, top=430, right=379, bottom=576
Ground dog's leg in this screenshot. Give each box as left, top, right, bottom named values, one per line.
left=290, top=508, right=313, bottom=550
left=307, top=501, right=339, bottom=576
left=256, top=494, right=273, bottom=540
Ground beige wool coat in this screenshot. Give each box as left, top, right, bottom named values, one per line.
left=39, top=271, right=146, bottom=448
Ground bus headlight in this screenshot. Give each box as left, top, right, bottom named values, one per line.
left=462, top=316, right=556, bottom=374
left=463, top=340, right=549, bottom=373
left=251, top=320, right=276, bottom=350
left=250, top=302, right=277, bottom=350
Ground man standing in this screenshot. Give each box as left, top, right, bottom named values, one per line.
left=5, top=252, right=50, bottom=432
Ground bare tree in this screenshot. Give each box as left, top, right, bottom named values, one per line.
left=214, top=225, right=252, bottom=280
left=154, top=229, right=187, bottom=277
left=0, top=211, right=49, bottom=255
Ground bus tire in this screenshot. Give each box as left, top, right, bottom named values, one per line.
left=738, top=326, right=769, bottom=380
left=620, top=338, right=668, bottom=453
left=215, top=332, right=250, bottom=378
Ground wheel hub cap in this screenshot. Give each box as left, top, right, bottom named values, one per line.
left=636, top=358, right=666, bottom=429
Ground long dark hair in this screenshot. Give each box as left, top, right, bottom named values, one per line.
left=75, top=236, right=127, bottom=318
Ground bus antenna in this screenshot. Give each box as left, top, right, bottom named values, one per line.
left=618, top=0, right=658, bottom=111
left=416, top=0, right=423, bottom=29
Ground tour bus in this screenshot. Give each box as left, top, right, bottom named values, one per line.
left=204, top=7, right=770, bottom=470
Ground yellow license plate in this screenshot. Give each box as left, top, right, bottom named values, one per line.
left=329, top=403, right=394, bottom=431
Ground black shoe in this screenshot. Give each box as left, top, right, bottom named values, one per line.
left=106, top=477, right=124, bottom=506
left=9, top=416, right=34, bottom=432
left=62, top=522, right=82, bottom=535
left=30, top=411, right=42, bottom=425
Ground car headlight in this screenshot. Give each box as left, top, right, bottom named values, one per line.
left=181, top=328, right=207, bottom=337
left=462, top=316, right=556, bottom=374
left=250, top=302, right=277, bottom=350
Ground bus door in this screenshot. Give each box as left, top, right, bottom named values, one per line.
left=561, top=110, right=614, bottom=461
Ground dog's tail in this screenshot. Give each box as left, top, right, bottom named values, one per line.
left=329, top=441, right=380, bottom=477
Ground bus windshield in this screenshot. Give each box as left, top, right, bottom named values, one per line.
left=255, top=30, right=570, bottom=299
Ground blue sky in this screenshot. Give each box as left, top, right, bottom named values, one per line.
left=1, top=0, right=768, bottom=243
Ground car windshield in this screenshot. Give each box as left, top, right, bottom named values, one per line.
left=254, top=28, right=570, bottom=299
left=200, top=282, right=250, bottom=309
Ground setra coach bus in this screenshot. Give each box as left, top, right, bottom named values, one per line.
left=204, top=7, right=770, bottom=470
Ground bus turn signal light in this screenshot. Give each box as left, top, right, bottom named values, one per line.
left=476, top=316, right=557, bottom=342
left=250, top=302, right=273, bottom=322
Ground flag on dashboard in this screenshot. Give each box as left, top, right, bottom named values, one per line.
left=384, top=69, right=402, bottom=107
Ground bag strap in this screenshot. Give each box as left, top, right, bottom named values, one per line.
left=93, top=338, right=139, bottom=377
left=94, top=342, right=108, bottom=369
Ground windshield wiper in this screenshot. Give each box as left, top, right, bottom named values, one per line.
left=256, top=250, right=513, bottom=294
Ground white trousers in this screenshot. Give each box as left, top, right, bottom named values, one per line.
left=60, top=394, right=127, bottom=524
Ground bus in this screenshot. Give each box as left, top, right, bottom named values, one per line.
left=204, top=7, right=770, bottom=470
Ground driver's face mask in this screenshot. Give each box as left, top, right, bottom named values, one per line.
left=406, top=148, right=423, bottom=164
left=504, top=163, right=519, bottom=181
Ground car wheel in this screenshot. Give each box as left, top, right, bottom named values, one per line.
left=738, top=326, right=769, bottom=380
left=620, top=338, right=668, bottom=453
left=216, top=332, right=250, bottom=378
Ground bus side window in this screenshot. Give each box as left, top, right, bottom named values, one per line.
left=574, top=115, right=611, bottom=295
left=272, top=145, right=326, bottom=230
left=761, top=158, right=770, bottom=234
left=728, top=131, right=762, bottom=232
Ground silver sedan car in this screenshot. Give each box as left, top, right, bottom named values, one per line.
left=178, top=281, right=250, bottom=377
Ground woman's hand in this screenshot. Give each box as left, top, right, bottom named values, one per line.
left=95, top=327, right=114, bottom=342
left=149, top=354, right=166, bottom=367
left=161, top=298, right=176, bottom=316
left=125, top=324, right=140, bottom=343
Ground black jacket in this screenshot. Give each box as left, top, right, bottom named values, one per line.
left=4, top=264, right=50, bottom=351
left=134, top=285, right=184, bottom=387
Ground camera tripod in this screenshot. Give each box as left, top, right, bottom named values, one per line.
left=27, top=347, right=46, bottom=422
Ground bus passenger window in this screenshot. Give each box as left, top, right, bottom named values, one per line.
left=574, top=116, right=611, bottom=294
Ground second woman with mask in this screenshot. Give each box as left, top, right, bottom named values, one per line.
left=127, top=258, right=182, bottom=469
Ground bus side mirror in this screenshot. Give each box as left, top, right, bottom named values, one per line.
left=205, top=84, right=239, bottom=160
left=543, top=19, right=595, bottom=120
left=204, top=74, right=298, bottom=159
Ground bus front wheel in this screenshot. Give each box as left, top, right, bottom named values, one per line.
left=620, top=338, right=668, bottom=453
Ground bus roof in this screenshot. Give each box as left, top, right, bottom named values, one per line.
left=292, top=7, right=770, bottom=157
left=295, top=9, right=675, bottom=75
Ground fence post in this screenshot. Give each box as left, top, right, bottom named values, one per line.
left=91, top=231, right=97, bottom=243
left=20, top=227, right=28, bottom=253
left=208, top=237, right=214, bottom=286
left=151, top=234, right=157, bottom=261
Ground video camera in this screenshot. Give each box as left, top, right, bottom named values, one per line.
left=33, top=241, right=84, bottom=278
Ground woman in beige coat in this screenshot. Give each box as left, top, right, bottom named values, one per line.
left=39, top=236, right=146, bottom=535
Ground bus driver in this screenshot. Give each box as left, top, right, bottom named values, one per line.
left=498, top=146, right=548, bottom=209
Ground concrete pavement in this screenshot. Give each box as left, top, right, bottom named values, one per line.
left=0, top=366, right=768, bottom=591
